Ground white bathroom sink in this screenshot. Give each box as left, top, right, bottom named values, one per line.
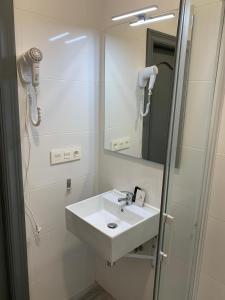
left=65, top=190, right=159, bottom=263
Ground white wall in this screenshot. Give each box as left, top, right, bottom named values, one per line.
left=197, top=99, right=225, bottom=297
left=14, top=0, right=102, bottom=299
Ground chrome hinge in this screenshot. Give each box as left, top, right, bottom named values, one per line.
left=160, top=251, right=168, bottom=262
left=163, top=213, right=175, bottom=224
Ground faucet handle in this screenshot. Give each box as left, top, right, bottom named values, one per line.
left=118, top=191, right=134, bottom=203
left=121, top=191, right=134, bottom=199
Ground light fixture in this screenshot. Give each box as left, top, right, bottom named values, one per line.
left=49, top=32, right=70, bottom=42
left=130, top=13, right=175, bottom=27
left=112, top=6, right=158, bottom=21
left=65, top=35, right=87, bottom=44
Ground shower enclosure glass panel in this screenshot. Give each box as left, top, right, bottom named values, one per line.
left=155, top=0, right=224, bottom=299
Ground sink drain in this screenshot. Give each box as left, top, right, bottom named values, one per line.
left=107, top=223, right=118, bottom=229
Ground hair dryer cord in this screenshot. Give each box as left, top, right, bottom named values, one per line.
left=28, top=86, right=41, bottom=126
left=140, top=90, right=152, bottom=117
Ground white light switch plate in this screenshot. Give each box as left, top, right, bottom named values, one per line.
left=50, top=150, right=63, bottom=165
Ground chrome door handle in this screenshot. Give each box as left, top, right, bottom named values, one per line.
left=160, top=251, right=168, bottom=261
left=163, top=213, right=175, bottom=224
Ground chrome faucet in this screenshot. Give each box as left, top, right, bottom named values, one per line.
left=118, top=191, right=134, bottom=211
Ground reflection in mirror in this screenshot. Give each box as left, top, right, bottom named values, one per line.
left=104, top=8, right=180, bottom=164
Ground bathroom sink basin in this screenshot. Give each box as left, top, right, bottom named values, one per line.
left=65, top=190, right=159, bottom=263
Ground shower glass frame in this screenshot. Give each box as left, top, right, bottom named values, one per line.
left=153, top=0, right=225, bottom=299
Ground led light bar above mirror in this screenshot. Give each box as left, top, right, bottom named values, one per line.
left=112, top=5, right=158, bottom=21
left=130, top=13, right=176, bottom=27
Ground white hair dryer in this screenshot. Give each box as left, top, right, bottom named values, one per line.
left=138, top=65, right=158, bottom=117
left=18, top=47, right=43, bottom=126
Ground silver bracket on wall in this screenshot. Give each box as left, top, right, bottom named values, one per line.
left=123, top=236, right=158, bottom=268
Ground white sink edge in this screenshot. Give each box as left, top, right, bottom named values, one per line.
left=66, top=189, right=160, bottom=213
left=66, top=207, right=159, bottom=244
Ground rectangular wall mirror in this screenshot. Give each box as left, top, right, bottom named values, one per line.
left=104, top=9, right=181, bottom=164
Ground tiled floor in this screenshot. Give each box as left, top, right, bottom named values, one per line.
left=78, top=284, right=115, bottom=300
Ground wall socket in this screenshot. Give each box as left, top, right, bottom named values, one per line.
left=111, top=137, right=131, bottom=151
left=50, top=147, right=81, bottom=165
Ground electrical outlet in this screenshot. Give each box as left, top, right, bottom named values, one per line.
left=50, top=147, right=81, bottom=165
left=122, top=137, right=130, bottom=149
left=111, top=140, right=120, bottom=151
left=111, top=137, right=131, bottom=151
left=63, top=150, right=71, bottom=161
left=71, top=147, right=81, bottom=161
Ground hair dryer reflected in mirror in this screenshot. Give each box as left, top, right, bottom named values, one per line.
left=17, top=47, right=43, bottom=127
left=138, top=65, right=158, bottom=117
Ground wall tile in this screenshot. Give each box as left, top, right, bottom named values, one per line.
left=15, top=9, right=100, bottom=82
left=27, top=224, right=94, bottom=279
left=209, top=155, right=225, bottom=222
left=29, top=247, right=94, bottom=300
left=95, top=254, right=155, bottom=300
left=217, top=98, right=225, bottom=154
left=173, top=147, right=205, bottom=195
left=25, top=176, right=97, bottom=234
left=14, top=0, right=103, bottom=29
left=28, top=80, right=99, bottom=136
left=14, top=0, right=34, bottom=11
left=189, top=1, right=222, bottom=81
left=197, top=272, right=225, bottom=300
left=193, top=0, right=221, bottom=6
left=100, top=152, right=164, bottom=208
left=167, top=202, right=197, bottom=265
left=182, top=81, right=213, bottom=150
left=159, top=255, right=190, bottom=300
left=197, top=56, right=225, bottom=300
left=201, top=216, right=225, bottom=286
left=23, top=132, right=98, bottom=189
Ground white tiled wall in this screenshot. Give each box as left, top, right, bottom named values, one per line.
left=14, top=1, right=102, bottom=299
left=197, top=96, right=225, bottom=299
left=188, top=4, right=225, bottom=298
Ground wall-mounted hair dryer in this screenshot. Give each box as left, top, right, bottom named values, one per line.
left=138, top=65, right=158, bottom=117
left=17, top=47, right=43, bottom=127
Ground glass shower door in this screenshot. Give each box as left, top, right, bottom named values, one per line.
left=154, top=0, right=224, bottom=299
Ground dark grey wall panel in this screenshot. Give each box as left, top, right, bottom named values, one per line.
left=0, top=0, right=30, bottom=299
